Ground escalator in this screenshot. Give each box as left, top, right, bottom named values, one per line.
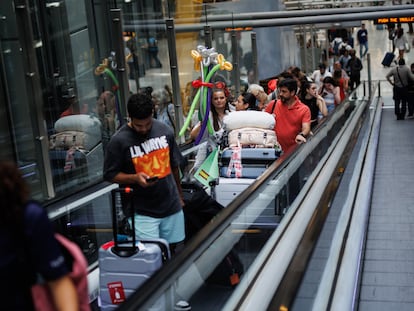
left=115, top=81, right=378, bottom=310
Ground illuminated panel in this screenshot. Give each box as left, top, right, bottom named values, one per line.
left=225, top=27, right=254, bottom=32
left=374, top=17, right=414, bottom=24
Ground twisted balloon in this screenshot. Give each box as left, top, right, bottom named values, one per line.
left=179, top=45, right=232, bottom=142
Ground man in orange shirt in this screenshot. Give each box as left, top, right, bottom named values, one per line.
left=265, top=78, right=311, bottom=154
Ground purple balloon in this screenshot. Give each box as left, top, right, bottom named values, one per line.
left=195, top=87, right=212, bottom=144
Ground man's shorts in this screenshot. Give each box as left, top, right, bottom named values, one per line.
left=130, top=210, right=185, bottom=244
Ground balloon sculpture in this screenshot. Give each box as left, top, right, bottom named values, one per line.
left=179, top=45, right=233, bottom=144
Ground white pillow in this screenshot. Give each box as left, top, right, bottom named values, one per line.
left=223, top=111, right=275, bottom=130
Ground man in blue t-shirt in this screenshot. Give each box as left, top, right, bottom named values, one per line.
left=357, top=23, right=368, bottom=59
left=103, top=93, right=184, bottom=253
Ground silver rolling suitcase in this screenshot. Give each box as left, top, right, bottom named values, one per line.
left=99, top=188, right=170, bottom=310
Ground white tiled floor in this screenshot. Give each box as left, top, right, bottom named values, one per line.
left=360, top=20, right=414, bottom=102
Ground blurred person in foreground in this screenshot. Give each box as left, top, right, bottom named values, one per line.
left=0, top=160, right=79, bottom=311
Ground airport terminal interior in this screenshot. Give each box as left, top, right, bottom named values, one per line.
left=2, top=0, right=414, bottom=310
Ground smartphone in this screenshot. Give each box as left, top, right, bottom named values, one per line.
left=146, top=176, right=159, bottom=183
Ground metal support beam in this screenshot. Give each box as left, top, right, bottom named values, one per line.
left=123, top=5, right=414, bottom=32
left=251, top=32, right=258, bottom=83
left=204, top=25, right=212, bottom=48
left=367, top=53, right=372, bottom=99
left=110, top=9, right=129, bottom=125
left=311, top=26, right=316, bottom=71
left=231, top=30, right=241, bottom=97
left=173, top=7, right=414, bottom=33
left=14, top=0, right=55, bottom=198
left=165, top=19, right=184, bottom=143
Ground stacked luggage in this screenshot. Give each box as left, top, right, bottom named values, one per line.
left=221, top=111, right=280, bottom=179
left=49, top=114, right=102, bottom=152
left=49, top=114, right=104, bottom=185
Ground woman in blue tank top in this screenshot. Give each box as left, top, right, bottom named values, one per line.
left=320, top=76, right=341, bottom=114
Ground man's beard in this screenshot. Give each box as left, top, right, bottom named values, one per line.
left=280, top=96, right=289, bottom=104
left=136, top=131, right=149, bottom=139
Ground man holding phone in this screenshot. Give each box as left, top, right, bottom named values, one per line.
left=103, top=93, right=185, bottom=254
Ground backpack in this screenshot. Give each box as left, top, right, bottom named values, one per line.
left=31, top=233, right=90, bottom=311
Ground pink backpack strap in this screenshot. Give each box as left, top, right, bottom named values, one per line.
left=54, top=234, right=90, bottom=311
left=31, top=234, right=90, bottom=311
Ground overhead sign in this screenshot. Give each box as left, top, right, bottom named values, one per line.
left=374, top=17, right=414, bottom=24
left=225, top=27, right=253, bottom=32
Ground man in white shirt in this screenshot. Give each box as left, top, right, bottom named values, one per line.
left=311, top=63, right=332, bottom=91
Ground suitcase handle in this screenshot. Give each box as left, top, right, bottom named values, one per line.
left=111, top=187, right=138, bottom=257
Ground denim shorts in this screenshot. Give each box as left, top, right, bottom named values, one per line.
left=130, top=210, right=185, bottom=244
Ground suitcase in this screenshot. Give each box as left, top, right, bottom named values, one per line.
left=381, top=52, right=394, bottom=67
left=220, top=148, right=279, bottom=179
left=99, top=188, right=170, bottom=311
left=228, top=127, right=278, bottom=148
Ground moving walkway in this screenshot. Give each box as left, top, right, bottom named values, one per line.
left=113, top=79, right=378, bottom=310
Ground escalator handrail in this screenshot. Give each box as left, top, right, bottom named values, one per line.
left=313, top=84, right=383, bottom=310
left=229, top=84, right=372, bottom=310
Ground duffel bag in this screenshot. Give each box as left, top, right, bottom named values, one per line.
left=49, top=130, right=99, bottom=151
left=228, top=127, right=277, bottom=148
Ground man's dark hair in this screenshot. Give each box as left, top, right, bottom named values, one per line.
left=398, top=58, right=406, bottom=66
left=127, top=93, right=154, bottom=119
left=278, top=78, right=298, bottom=93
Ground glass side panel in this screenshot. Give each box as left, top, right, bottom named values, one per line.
left=49, top=187, right=115, bottom=267
left=65, top=0, right=88, bottom=32
left=45, top=2, right=105, bottom=196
